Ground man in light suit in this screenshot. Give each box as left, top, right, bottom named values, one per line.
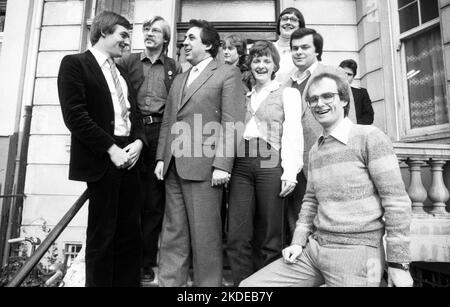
left=284, top=28, right=358, bottom=242
left=154, top=19, right=245, bottom=287
left=58, top=11, right=146, bottom=287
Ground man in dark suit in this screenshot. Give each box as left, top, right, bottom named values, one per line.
left=117, top=16, right=182, bottom=284
left=339, top=59, right=374, bottom=125
left=57, top=11, right=146, bottom=287
left=154, top=19, right=245, bottom=287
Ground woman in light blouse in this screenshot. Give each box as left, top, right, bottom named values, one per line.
left=226, top=41, right=303, bottom=286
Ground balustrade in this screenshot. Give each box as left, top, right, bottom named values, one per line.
left=394, top=143, right=450, bottom=217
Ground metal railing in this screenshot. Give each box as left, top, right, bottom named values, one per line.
left=5, top=190, right=89, bottom=287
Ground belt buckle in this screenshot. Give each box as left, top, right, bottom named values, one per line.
left=144, top=115, right=154, bottom=125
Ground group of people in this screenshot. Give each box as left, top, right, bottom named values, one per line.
left=57, top=7, right=413, bottom=288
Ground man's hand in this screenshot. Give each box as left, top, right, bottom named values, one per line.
left=154, top=161, right=164, bottom=181
left=282, top=245, right=303, bottom=264
left=280, top=180, right=296, bottom=198
left=388, top=267, right=414, bottom=287
left=212, top=169, right=231, bottom=187
left=124, top=139, right=144, bottom=170
left=108, top=144, right=131, bottom=169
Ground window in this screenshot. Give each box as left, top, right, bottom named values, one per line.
left=397, top=0, right=448, bottom=133
left=0, top=0, right=6, bottom=56
left=64, top=243, right=82, bottom=267
left=176, top=0, right=279, bottom=64
left=0, top=0, right=6, bottom=32
left=95, top=0, right=135, bottom=22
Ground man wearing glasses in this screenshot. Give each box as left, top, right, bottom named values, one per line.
left=240, top=65, right=413, bottom=287
left=274, top=7, right=306, bottom=84
left=117, top=16, right=182, bottom=284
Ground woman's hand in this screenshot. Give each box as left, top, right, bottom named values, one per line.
left=280, top=180, right=296, bottom=198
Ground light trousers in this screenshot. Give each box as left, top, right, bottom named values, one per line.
left=240, top=235, right=385, bottom=287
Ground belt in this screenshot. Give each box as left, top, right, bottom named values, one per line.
left=142, top=115, right=163, bottom=125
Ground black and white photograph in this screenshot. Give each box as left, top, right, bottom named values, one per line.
left=0, top=0, right=449, bottom=291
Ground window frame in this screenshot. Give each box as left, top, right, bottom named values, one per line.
left=392, top=0, right=450, bottom=141
left=175, top=0, right=280, bottom=64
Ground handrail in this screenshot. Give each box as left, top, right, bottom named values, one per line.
left=6, top=189, right=89, bottom=287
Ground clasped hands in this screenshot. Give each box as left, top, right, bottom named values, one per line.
left=108, top=140, right=143, bottom=170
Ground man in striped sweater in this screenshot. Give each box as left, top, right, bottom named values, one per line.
left=240, top=65, right=413, bottom=287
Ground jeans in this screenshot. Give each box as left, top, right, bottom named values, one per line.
left=227, top=139, right=284, bottom=286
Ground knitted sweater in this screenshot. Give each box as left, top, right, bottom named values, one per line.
left=292, top=119, right=411, bottom=263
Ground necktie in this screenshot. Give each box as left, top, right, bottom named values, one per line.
left=107, top=58, right=129, bottom=124
left=186, top=66, right=199, bottom=88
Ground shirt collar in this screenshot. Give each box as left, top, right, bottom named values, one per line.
left=291, top=61, right=319, bottom=84
left=246, top=80, right=281, bottom=97
left=140, top=51, right=166, bottom=64
left=318, top=117, right=354, bottom=146
left=192, top=56, right=213, bottom=74
left=89, top=47, right=109, bottom=67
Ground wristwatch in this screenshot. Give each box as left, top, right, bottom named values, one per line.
left=387, top=262, right=410, bottom=271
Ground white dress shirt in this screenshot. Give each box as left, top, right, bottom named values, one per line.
left=186, top=57, right=213, bottom=87
left=274, top=40, right=297, bottom=85
left=89, top=47, right=131, bottom=137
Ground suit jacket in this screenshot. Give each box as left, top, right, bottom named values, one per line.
left=57, top=50, right=145, bottom=182
left=351, top=87, right=374, bottom=125
left=156, top=59, right=245, bottom=181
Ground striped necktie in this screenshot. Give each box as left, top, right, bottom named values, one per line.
left=107, top=58, right=129, bottom=124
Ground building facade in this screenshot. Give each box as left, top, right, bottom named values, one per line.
left=0, top=0, right=449, bottom=270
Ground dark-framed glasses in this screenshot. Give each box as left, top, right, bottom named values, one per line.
left=306, top=92, right=339, bottom=108
left=280, top=16, right=300, bottom=23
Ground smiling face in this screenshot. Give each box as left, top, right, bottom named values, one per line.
left=183, top=26, right=211, bottom=66
left=103, top=25, right=130, bottom=58
left=291, top=34, right=318, bottom=72
left=223, top=41, right=239, bottom=66
left=307, top=77, right=348, bottom=133
left=279, top=13, right=301, bottom=39
left=251, top=54, right=276, bottom=86
left=143, top=20, right=166, bottom=51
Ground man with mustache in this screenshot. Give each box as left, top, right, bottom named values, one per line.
left=274, top=7, right=306, bottom=85
left=117, top=16, right=182, bottom=284
left=154, top=19, right=245, bottom=286
left=58, top=11, right=146, bottom=287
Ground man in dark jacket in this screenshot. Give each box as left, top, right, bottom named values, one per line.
left=57, top=11, right=146, bottom=287
left=339, top=59, right=374, bottom=125
left=117, top=16, right=182, bottom=284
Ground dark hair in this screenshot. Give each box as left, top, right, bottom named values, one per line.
left=143, top=16, right=171, bottom=53
left=276, top=7, right=306, bottom=36
left=339, top=59, right=358, bottom=76
left=247, top=41, right=280, bottom=81
left=188, top=19, right=220, bottom=58
left=290, top=28, right=324, bottom=61
left=305, top=73, right=351, bottom=117
left=222, top=34, right=248, bottom=72
left=90, top=11, right=131, bottom=46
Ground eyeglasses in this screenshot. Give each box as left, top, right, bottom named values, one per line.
left=280, top=16, right=300, bottom=23
left=306, top=92, right=339, bottom=108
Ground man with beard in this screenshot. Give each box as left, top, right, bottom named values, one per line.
left=117, top=16, right=182, bottom=284
left=274, top=7, right=306, bottom=85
